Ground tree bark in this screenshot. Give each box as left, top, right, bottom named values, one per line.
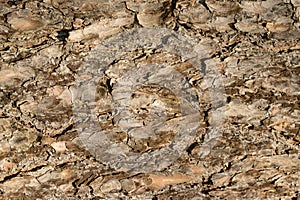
left=0, top=0, right=299, bottom=199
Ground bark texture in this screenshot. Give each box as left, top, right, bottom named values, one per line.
left=0, top=0, right=299, bottom=199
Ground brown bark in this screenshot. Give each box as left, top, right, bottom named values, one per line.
left=0, top=0, right=299, bottom=199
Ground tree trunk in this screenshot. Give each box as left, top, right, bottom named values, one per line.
left=0, top=0, right=299, bottom=199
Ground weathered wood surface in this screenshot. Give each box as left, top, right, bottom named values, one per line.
left=0, top=0, right=299, bottom=199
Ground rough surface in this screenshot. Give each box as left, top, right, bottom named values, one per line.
left=0, top=0, right=299, bottom=199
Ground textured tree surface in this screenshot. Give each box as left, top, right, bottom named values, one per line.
left=0, top=0, right=299, bottom=199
